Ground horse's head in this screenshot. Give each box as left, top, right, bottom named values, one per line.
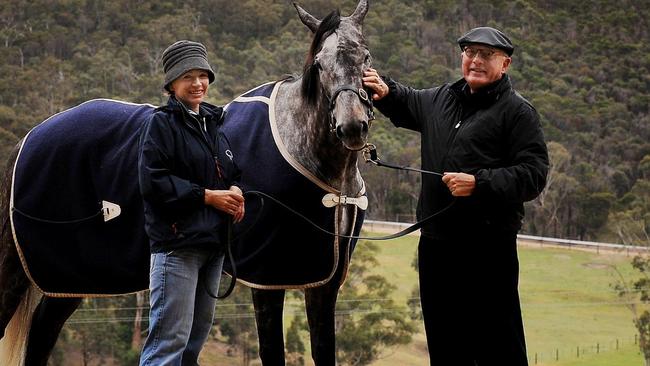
left=296, top=0, right=372, bottom=151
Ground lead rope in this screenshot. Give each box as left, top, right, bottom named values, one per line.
left=362, top=144, right=443, bottom=177
left=204, top=217, right=237, bottom=300
left=241, top=190, right=455, bottom=241
left=232, top=144, right=455, bottom=241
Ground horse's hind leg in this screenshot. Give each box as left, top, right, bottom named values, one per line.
left=0, top=234, right=30, bottom=340
left=24, top=296, right=81, bottom=366
left=305, top=280, right=339, bottom=366
left=0, top=142, right=28, bottom=339
left=252, top=288, right=287, bottom=365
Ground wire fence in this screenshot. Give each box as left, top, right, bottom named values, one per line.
left=65, top=297, right=643, bottom=365
left=528, top=335, right=639, bottom=364
left=60, top=223, right=648, bottom=364
left=362, top=219, right=650, bottom=254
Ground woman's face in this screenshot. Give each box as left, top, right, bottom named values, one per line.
left=169, top=69, right=210, bottom=112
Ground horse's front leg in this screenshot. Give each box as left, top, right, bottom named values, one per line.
left=252, top=288, right=287, bottom=365
left=25, top=296, right=81, bottom=366
left=305, top=279, right=340, bottom=366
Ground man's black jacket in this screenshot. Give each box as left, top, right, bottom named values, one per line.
left=138, top=96, right=241, bottom=253
left=375, top=75, right=548, bottom=239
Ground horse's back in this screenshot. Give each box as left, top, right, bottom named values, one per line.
left=11, top=99, right=153, bottom=296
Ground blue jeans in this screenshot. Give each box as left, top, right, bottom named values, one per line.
left=140, top=247, right=225, bottom=366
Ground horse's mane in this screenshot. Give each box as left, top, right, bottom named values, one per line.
left=302, top=10, right=341, bottom=105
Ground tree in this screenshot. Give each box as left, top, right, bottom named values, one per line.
left=131, top=292, right=146, bottom=352
left=613, top=257, right=650, bottom=366
left=215, top=283, right=259, bottom=366
left=335, top=240, right=418, bottom=365
left=525, top=141, right=578, bottom=237
left=576, top=191, right=614, bottom=240
left=285, top=314, right=308, bottom=366
left=611, top=171, right=650, bottom=365
left=62, top=297, right=139, bottom=365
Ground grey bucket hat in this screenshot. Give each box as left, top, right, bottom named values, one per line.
left=457, top=27, right=514, bottom=56
left=162, top=40, right=215, bottom=91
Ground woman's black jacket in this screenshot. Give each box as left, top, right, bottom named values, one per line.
left=138, top=96, right=241, bottom=253
left=375, top=75, right=549, bottom=239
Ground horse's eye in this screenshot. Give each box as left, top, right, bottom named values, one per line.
left=364, top=54, right=371, bottom=64
left=313, top=61, right=322, bottom=70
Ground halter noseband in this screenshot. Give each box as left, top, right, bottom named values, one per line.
left=327, top=85, right=375, bottom=134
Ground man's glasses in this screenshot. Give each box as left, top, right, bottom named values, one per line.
left=463, top=46, right=507, bottom=60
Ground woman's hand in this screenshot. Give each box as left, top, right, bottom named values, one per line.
left=204, top=188, right=245, bottom=222
left=229, top=186, right=245, bottom=223
left=362, top=68, right=389, bottom=100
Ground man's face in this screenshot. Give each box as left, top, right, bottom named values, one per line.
left=461, top=44, right=511, bottom=93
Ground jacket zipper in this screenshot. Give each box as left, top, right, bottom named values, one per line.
left=439, top=103, right=465, bottom=171
left=182, top=108, right=227, bottom=186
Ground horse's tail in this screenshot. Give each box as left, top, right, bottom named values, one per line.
left=0, top=283, right=40, bottom=365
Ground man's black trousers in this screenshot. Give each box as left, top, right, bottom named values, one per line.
left=418, top=229, right=528, bottom=366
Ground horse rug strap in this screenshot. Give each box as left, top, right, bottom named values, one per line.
left=322, top=193, right=368, bottom=210
left=11, top=99, right=152, bottom=297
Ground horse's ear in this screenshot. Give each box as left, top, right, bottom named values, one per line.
left=294, top=2, right=321, bottom=33
left=349, top=0, right=369, bottom=26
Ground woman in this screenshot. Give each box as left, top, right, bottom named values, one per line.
left=138, top=40, right=245, bottom=364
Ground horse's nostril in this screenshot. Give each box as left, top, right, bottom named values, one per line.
left=336, top=125, right=344, bottom=139
left=361, top=121, right=369, bottom=133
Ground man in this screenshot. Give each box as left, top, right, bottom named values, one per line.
left=363, top=27, right=548, bottom=365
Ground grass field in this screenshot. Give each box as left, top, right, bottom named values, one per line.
left=366, top=235, right=645, bottom=366
left=55, top=232, right=644, bottom=365
left=49, top=224, right=644, bottom=366
left=195, top=233, right=646, bottom=365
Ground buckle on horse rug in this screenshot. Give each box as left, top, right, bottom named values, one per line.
left=321, top=193, right=368, bottom=210
left=102, top=200, right=121, bottom=222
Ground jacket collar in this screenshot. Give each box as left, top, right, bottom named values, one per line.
left=160, top=96, right=225, bottom=124
left=450, top=74, right=511, bottom=107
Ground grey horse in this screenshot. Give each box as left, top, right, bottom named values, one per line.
left=225, top=1, right=373, bottom=365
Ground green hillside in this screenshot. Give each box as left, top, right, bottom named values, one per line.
left=0, top=0, right=648, bottom=244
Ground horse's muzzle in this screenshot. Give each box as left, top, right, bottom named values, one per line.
left=336, top=120, right=369, bottom=139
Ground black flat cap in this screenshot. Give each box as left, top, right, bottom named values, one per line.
left=457, top=27, right=514, bottom=56
left=162, top=40, right=215, bottom=91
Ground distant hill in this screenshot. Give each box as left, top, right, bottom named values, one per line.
left=0, top=0, right=647, bottom=243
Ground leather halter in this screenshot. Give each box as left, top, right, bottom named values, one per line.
left=326, top=85, right=375, bottom=134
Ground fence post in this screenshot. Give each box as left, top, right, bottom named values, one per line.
left=556, top=349, right=559, bottom=361
left=534, top=353, right=537, bottom=364
left=577, top=346, right=580, bottom=358
left=597, top=342, right=599, bottom=354
left=616, top=339, right=619, bottom=350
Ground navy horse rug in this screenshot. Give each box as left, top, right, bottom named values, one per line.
left=10, top=84, right=366, bottom=296
left=222, top=82, right=365, bottom=289
left=11, top=99, right=152, bottom=296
